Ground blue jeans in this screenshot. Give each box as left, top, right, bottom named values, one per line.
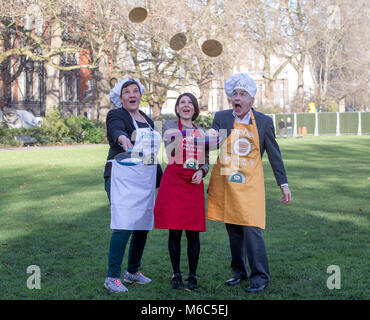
left=105, top=178, right=149, bottom=278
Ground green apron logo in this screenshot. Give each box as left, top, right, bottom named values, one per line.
left=184, top=158, right=199, bottom=169
left=228, top=171, right=246, bottom=184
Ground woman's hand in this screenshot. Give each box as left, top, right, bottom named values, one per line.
left=163, top=128, right=182, bottom=141
left=191, top=170, right=203, bottom=184
left=117, top=135, right=133, bottom=152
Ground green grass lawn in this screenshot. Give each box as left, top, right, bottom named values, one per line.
left=0, top=136, right=369, bottom=300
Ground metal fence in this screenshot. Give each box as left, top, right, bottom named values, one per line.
left=269, top=112, right=370, bottom=136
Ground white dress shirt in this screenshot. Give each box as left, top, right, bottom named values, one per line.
left=232, top=109, right=252, bottom=125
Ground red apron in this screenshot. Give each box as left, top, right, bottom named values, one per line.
left=154, top=121, right=206, bottom=231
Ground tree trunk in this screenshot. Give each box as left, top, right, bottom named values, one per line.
left=264, top=80, right=274, bottom=109
left=94, top=54, right=111, bottom=121
left=45, top=65, right=60, bottom=116
left=45, top=20, right=63, bottom=116
left=150, top=101, right=162, bottom=120
left=198, top=83, right=211, bottom=112
left=3, top=67, right=12, bottom=108
left=263, top=53, right=274, bottom=109
left=2, top=32, right=15, bottom=108
left=296, top=60, right=305, bottom=112
left=92, top=74, right=100, bottom=120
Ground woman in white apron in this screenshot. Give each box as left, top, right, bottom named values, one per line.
left=103, top=78, right=161, bottom=293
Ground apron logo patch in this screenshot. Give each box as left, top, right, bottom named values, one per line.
left=233, top=138, right=251, bottom=156
left=228, top=171, right=246, bottom=184
left=183, top=157, right=199, bottom=169
left=143, top=154, right=156, bottom=166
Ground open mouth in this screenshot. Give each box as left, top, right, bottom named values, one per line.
left=234, top=103, right=242, bottom=111
left=129, top=99, right=137, bottom=104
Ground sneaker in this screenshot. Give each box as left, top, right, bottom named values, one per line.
left=123, top=270, right=152, bottom=284
left=186, top=275, right=198, bottom=290
left=104, top=277, right=128, bottom=293
left=171, top=273, right=184, bottom=289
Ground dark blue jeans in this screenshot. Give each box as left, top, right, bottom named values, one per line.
left=105, top=178, right=149, bottom=278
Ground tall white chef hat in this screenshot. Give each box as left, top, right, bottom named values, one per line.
left=110, top=78, right=146, bottom=107
left=224, top=73, right=257, bottom=98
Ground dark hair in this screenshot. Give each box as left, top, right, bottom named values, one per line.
left=120, top=79, right=141, bottom=97
left=174, top=92, right=200, bottom=121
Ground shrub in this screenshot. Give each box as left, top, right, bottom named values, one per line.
left=79, top=117, right=106, bottom=144
left=161, top=113, right=178, bottom=121
left=155, top=113, right=213, bottom=130
left=84, top=127, right=103, bottom=144
left=42, top=108, right=70, bottom=143
left=194, top=114, right=213, bottom=129
left=64, top=116, right=85, bottom=143
left=0, top=108, right=107, bottom=147
left=0, top=127, right=23, bottom=146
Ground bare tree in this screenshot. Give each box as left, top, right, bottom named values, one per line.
left=1, top=1, right=94, bottom=113
left=280, top=0, right=317, bottom=112
left=0, top=0, right=117, bottom=115
left=230, top=0, right=297, bottom=109
left=308, top=0, right=369, bottom=110
left=2, top=0, right=368, bottom=118
left=181, top=0, right=235, bottom=112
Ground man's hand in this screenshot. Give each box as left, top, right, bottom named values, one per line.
left=280, top=185, right=291, bottom=205
left=206, top=128, right=219, bottom=137
left=191, top=170, right=203, bottom=184
left=117, top=135, right=133, bottom=152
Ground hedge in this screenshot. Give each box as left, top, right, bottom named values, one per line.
left=0, top=108, right=107, bottom=147
left=0, top=109, right=215, bottom=147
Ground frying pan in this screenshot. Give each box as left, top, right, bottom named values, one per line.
left=115, top=148, right=143, bottom=166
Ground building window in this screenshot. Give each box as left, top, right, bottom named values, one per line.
left=61, top=53, right=79, bottom=103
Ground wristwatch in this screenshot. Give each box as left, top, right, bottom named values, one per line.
left=200, top=167, right=206, bottom=177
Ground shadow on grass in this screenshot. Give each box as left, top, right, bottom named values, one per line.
left=1, top=180, right=369, bottom=300
left=3, top=201, right=367, bottom=300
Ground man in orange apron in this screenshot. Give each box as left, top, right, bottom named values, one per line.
left=207, top=73, right=291, bottom=293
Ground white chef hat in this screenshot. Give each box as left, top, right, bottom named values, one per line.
left=110, top=78, right=146, bottom=107
left=224, top=73, right=257, bottom=98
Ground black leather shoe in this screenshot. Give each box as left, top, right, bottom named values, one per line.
left=245, top=283, right=267, bottom=293
left=225, top=277, right=242, bottom=286
left=186, top=275, right=198, bottom=290
left=171, top=273, right=184, bottom=289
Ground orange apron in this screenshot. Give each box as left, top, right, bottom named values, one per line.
left=207, top=111, right=266, bottom=229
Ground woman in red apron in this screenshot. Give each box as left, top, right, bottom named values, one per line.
left=154, top=93, right=209, bottom=290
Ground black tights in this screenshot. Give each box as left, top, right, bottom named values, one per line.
left=168, top=230, right=200, bottom=276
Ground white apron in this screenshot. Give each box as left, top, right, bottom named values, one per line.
left=110, top=115, right=161, bottom=230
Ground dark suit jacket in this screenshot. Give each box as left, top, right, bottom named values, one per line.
left=211, top=108, right=288, bottom=186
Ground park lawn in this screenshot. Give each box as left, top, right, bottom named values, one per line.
left=0, top=136, right=369, bottom=300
